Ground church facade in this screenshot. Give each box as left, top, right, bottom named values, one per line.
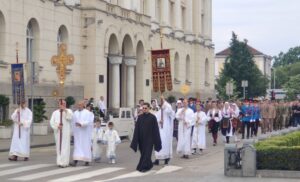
left=0, top=0, right=214, bottom=113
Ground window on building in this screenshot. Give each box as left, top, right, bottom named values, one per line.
left=205, top=58, right=209, bottom=84
left=186, top=55, right=190, bottom=81
left=57, top=25, right=68, bottom=52
left=0, top=11, right=5, bottom=61
left=182, top=7, right=186, bottom=30
left=26, top=22, right=34, bottom=62
left=170, top=1, right=175, bottom=28
left=174, top=52, right=179, bottom=79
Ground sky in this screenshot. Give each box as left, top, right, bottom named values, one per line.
left=213, top=0, right=300, bottom=56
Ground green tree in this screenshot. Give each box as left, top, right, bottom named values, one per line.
left=273, top=46, right=300, bottom=67
left=271, top=62, right=300, bottom=88
left=33, top=101, right=47, bottom=123
left=283, top=74, right=300, bottom=100
left=216, top=32, right=269, bottom=99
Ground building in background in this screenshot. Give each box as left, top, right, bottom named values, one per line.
left=0, top=0, right=214, bottom=116
left=215, top=45, right=272, bottom=80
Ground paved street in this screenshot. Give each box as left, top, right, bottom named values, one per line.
left=0, top=134, right=299, bottom=182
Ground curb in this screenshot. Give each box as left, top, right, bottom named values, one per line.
left=0, top=143, right=55, bottom=153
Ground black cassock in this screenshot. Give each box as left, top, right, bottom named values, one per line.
left=130, top=112, right=162, bottom=172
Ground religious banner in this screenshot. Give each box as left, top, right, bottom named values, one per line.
left=151, top=49, right=173, bottom=93
left=11, top=64, right=25, bottom=105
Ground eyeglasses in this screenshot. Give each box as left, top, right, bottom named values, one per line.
left=142, top=107, right=148, bottom=110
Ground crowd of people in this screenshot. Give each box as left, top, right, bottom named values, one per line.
left=7, top=96, right=300, bottom=174
left=8, top=99, right=121, bottom=168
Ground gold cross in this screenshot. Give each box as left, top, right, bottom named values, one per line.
left=51, top=43, right=74, bottom=85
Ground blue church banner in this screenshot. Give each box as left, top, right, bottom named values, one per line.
left=11, top=64, right=25, bottom=105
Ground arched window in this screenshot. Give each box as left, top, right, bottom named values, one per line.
left=26, top=19, right=39, bottom=63
left=186, top=55, right=190, bottom=81
left=57, top=25, right=68, bottom=51
left=26, top=22, right=34, bottom=62
left=205, top=58, right=209, bottom=85
left=174, top=52, right=179, bottom=80
left=0, top=11, right=5, bottom=60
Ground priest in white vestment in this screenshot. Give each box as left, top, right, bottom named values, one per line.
left=50, top=99, right=73, bottom=167
left=176, top=99, right=195, bottom=159
left=153, top=97, right=175, bottom=165
left=9, top=100, right=32, bottom=161
left=192, top=104, right=208, bottom=154
left=71, top=101, right=93, bottom=166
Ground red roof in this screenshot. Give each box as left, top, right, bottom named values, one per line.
left=216, top=45, right=265, bottom=56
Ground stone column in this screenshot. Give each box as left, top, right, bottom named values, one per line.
left=121, top=0, right=132, bottom=10
left=185, top=0, right=195, bottom=42
left=125, top=58, right=137, bottom=108
left=204, top=0, right=212, bottom=45
left=161, top=0, right=172, bottom=35
left=174, top=0, right=184, bottom=38
left=132, top=0, right=140, bottom=12
left=148, top=0, right=159, bottom=31
left=109, top=55, right=122, bottom=108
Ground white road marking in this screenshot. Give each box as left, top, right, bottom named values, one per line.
left=49, top=167, right=124, bottom=182
left=0, top=163, right=19, bottom=169
left=0, top=164, right=53, bottom=176
left=155, top=165, right=182, bottom=174
left=10, top=166, right=87, bottom=181
left=97, top=170, right=156, bottom=182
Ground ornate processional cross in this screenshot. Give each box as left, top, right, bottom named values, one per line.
left=51, top=44, right=74, bottom=86
left=51, top=43, right=74, bottom=97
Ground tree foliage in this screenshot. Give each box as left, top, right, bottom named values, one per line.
left=283, top=74, right=300, bottom=100
left=216, top=32, right=269, bottom=99
left=273, top=46, right=300, bottom=67
left=271, top=62, right=300, bottom=88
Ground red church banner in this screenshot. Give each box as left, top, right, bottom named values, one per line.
left=151, top=49, right=173, bottom=93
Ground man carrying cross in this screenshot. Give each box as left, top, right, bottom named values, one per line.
left=8, top=100, right=32, bottom=161
left=50, top=99, right=73, bottom=168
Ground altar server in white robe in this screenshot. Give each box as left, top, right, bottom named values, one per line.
left=192, top=104, right=208, bottom=154
left=103, top=122, right=121, bottom=164
left=176, top=99, right=195, bottom=159
left=9, top=100, right=32, bottom=161
left=71, top=101, right=93, bottom=166
left=50, top=99, right=73, bottom=167
left=92, top=118, right=104, bottom=162
left=153, top=96, right=175, bottom=165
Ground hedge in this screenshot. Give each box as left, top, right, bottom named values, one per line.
left=255, top=131, right=300, bottom=170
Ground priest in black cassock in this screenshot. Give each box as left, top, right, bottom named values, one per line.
left=130, top=102, right=162, bottom=172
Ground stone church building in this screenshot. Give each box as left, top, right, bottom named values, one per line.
left=0, top=0, right=214, bottom=114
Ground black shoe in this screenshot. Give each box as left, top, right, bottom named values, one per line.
left=153, top=159, right=159, bottom=166
left=8, top=155, right=18, bottom=161
left=84, top=162, right=89, bottom=166
left=192, top=149, right=197, bottom=155
left=164, top=158, right=170, bottom=165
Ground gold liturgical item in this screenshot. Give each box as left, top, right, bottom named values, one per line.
left=180, top=84, right=190, bottom=97
left=51, top=44, right=74, bottom=86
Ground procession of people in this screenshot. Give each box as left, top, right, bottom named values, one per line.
left=7, top=95, right=300, bottom=173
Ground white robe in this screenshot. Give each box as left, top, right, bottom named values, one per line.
left=92, top=127, right=104, bottom=160
left=9, top=107, right=32, bottom=158
left=50, top=109, right=73, bottom=166
left=154, top=101, right=175, bottom=159
left=103, top=129, right=121, bottom=159
left=176, top=107, right=195, bottom=155
left=192, top=111, right=208, bottom=149
left=72, top=109, right=93, bottom=162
